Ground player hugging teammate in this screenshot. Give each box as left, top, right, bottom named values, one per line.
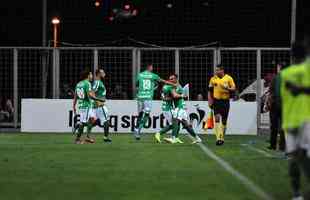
left=133, top=64, right=176, bottom=140
left=72, top=68, right=111, bottom=144
left=154, top=74, right=202, bottom=144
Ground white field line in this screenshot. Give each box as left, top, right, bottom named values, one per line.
left=241, top=144, right=275, bottom=158
left=188, top=135, right=274, bottom=200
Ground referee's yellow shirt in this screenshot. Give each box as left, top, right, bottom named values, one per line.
left=209, top=74, right=236, bottom=100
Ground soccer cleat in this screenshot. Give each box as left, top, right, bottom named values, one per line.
left=133, top=129, right=141, bottom=140
left=175, top=138, right=184, bottom=144
left=103, top=137, right=112, bottom=143
left=216, top=140, right=221, bottom=146
left=164, top=137, right=176, bottom=144
left=155, top=132, right=161, bottom=143
left=192, top=137, right=202, bottom=144
left=85, top=137, right=95, bottom=144
left=267, top=145, right=276, bottom=150
left=74, top=139, right=84, bottom=144
left=292, top=196, right=304, bottom=200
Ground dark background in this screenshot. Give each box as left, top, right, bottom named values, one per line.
left=0, top=0, right=309, bottom=47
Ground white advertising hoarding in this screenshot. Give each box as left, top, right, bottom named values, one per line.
left=21, top=99, right=257, bottom=135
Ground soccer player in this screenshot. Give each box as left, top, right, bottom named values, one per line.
left=154, top=82, right=175, bottom=142
left=134, top=64, right=174, bottom=140
left=91, top=68, right=112, bottom=142
left=208, top=65, right=236, bottom=146
left=280, top=40, right=310, bottom=200
left=155, top=74, right=202, bottom=144
left=72, top=70, right=105, bottom=144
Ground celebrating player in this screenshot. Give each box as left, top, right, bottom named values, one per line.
left=154, top=80, right=175, bottom=142
left=72, top=69, right=105, bottom=144
left=92, top=68, right=111, bottom=142
left=155, top=74, right=202, bottom=144
left=134, top=64, right=174, bottom=140
left=208, top=65, right=236, bottom=146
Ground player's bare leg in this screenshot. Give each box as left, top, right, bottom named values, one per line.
left=85, top=118, right=96, bottom=143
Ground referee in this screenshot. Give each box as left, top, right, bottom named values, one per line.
left=208, top=65, right=236, bottom=145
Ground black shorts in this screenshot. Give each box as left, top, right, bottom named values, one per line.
left=213, top=99, right=230, bottom=123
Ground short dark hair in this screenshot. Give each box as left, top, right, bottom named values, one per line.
left=145, top=64, right=153, bottom=70
left=80, top=69, right=90, bottom=80
left=216, top=64, right=224, bottom=70
left=169, top=73, right=178, bottom=79
left=95, top=69, right=103, bottom=76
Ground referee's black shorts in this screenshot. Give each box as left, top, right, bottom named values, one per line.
left=213, top=99, right=230, bottom=123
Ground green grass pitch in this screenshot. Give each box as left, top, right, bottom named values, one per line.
left=0, top=133, right=308, bottom=200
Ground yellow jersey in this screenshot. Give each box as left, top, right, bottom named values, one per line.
left=209, top=74, right=236, bottom=100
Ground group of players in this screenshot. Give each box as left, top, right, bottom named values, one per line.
left=71, top=36, right=310, bottom=199
left=72, top=62, right=236, bottom=146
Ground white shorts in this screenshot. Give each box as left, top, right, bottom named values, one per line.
left=163, top=111, right=173, bottom=125
left=172, top=108, right=188, bottom=121
left=95, top=105, right=109, bottom=125
left=137, top=100, right=152, bottom=114
left=286, top=122, right=310, bottom=157
left=77, top=108, right=90, bottom=124
left=88, top=108, right=96, bottom=119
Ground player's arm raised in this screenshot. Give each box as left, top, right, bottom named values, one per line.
left=159, top=79, right=178, bottom=87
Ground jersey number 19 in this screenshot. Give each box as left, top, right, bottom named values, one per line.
left=142, top=79, right=151, bottom=90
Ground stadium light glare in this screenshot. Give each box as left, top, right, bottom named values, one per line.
left=95, top=1, right=100, bottom=7
left=166, top=3, right=173, bottom=8
left=51, top=17, right=60, bottom=25
left=51, top=17, right=60, bottom=47
left=124, top=4, right=130, bottom=10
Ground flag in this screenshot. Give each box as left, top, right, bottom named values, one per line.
left=183, top=83, right=189, bottom=100
left=204, top=110, right=214, bottom=129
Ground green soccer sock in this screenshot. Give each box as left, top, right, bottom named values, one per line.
left=172, top=120, right=180, bottom=138
left=160, top=124, right=173, bottom=135
left=185, top=126, right=197, bottom=137
left=103, top=121, right=109, bottom=137
left=76, top=124, right=84, bottom=140
left=138, top=112, right=149, bottom=130
left=136, top=112, right=144, bottom=128
left=86, top=122, right=94, bottom=138
left=181, top=121, right=196, bottom=137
